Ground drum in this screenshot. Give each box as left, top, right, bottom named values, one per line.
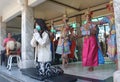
left=6, top=41, right=21, bottom=55
left=6, top=41, right=21, bottom=50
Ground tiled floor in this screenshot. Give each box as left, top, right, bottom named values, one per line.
left=0, top=61, right=116, bottom=82
left=60, top=62, right=116, bottom=80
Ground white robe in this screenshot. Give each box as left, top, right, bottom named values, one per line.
left=31, top=31, right=52, bottom=63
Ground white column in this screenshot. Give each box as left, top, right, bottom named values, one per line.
left=0, top=16, right=6, bottom=52
left=113, top=0, right=120, bottom=82
left=18, top=0, right=35, bottom=68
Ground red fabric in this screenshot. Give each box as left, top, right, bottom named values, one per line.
left=54, top=40, right=58, bottom=46
left=17, top=49, right=21, bottom=55
left=69, top=41, right=76, bottom=58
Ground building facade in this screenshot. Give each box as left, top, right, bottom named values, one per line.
left=0, top=0, right=120, bottom=81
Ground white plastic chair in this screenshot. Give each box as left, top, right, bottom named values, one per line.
left=7, top=55, right=21, bottom=71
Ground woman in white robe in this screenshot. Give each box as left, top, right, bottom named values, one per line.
left=31, top=19, right=52, bottom=76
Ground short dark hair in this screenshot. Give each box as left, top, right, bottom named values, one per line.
left=6, top=32, right=12, bottom=37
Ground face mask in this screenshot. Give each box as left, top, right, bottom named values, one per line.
left=36, top=25, right=41, bottom=31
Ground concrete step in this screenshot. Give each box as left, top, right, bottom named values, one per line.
left=0, top=71, right=24, bottom=82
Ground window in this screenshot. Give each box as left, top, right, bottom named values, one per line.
left=82, top=16, right=110, bottom=42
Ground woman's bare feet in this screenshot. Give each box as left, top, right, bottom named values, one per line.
left=88, top=67, right=94, bottom=72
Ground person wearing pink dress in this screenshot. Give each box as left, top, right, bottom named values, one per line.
left=81, top=9, right=98, bottom=71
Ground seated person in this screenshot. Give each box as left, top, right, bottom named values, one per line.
left=3, top=33, right=21, bottom=56
left=1, top=33, right=15, bottom=65
left=1, top=33, right=21, bottom=66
